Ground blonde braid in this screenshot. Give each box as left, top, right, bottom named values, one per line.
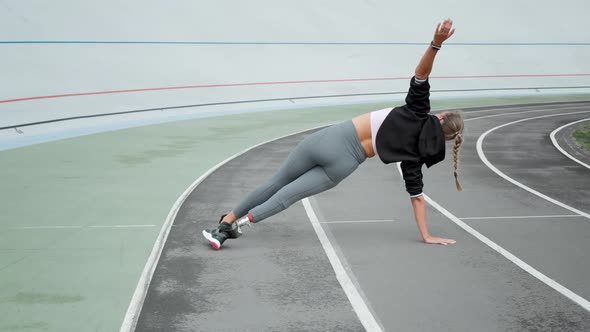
left=439, top=110, right=465, bottom=192
left=453, top=133, right=463, bottom=192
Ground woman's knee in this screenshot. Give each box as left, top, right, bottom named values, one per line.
left=281, top=181, right=335, bottom=208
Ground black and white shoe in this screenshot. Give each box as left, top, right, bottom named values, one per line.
left=203, top=214, right=253, bottom=250
left=203, top=220, right=242, bottom=250
left=203, top=227, right=228, bottom=250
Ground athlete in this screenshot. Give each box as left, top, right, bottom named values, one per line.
left=203, top=18, right=463, bottom=249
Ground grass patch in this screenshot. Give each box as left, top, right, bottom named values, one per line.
left=573, top=123, right=590, bottom=151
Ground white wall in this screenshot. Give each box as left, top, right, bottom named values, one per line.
left=1, top=0, right=589, bottom=143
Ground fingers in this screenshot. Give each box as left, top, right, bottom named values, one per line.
left=434, top=18, right=455, bottom=44
left=440, top=19, right=453, bottom=34
left=441, top=238, right=456, bottom=245
left=448, top=28, right=456, bottom=38
left=425, top=236, right=457, bottom=245
left=427, top=237, right=457, bottom=245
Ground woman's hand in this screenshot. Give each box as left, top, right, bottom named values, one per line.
left=433, top=18, right=455, bottom=46
left=424, top=235, right=457, bottom=245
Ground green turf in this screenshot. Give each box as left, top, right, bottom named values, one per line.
left=572, top=122, right=590, bottom=151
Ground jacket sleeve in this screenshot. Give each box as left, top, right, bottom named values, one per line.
left=404, top=76, right=431, bottom=113
left=400, top=160, right=424, bottom=197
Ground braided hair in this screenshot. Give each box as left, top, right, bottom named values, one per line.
left=440, top=111, right=465, bottom=191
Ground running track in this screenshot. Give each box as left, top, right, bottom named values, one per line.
left=130, top=101, right=590, bottom=331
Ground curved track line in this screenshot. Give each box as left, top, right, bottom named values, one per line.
left=550, top=118, right=590, bottom=170
left=1, top=74, right=589, bottom=104
left=476, top=110, right=590, bottom=220
left=464, top=104, right=590, bottom=122
left=398, top=160, right=590, bottom=313
left=2, top=95, right=588, bottom=133
left=461, top=102, right=589, bottom=115
left=302, top=198, right=383, bottom=332
left=119, top=123, right=334, bottom=332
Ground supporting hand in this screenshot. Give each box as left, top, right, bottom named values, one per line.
left=424, top=235, right=457, bottom=245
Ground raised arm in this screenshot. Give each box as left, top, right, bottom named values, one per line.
left=415, top=18, right=455, bottom=79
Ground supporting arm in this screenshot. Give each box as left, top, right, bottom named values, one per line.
left=411, top=196, right=456, bottom=245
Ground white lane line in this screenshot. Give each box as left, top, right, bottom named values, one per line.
left=320, top=219, right=394, bottom=224
left=120, top=123, right=335, bottom=332
left=550, top=118, right=590, bottom=170
left=395, top=164, right=590, bottom=312
left=14, top=226, right=82, bottom=229
left=462, top=103, right=590, bottom=116
left=89, top=225, right=156, bottom=228
left=8, top=225, right=156, bottom=230
left=476, top=110, right=590, bottom=220
left=302, top=198, right=384, bottom=332
left=464, top=104, right=590, bottom=122
left=428, top=194, right=590, bottom=311
left=460, top=215, right=580, bottom=220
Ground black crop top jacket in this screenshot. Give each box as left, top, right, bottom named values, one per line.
left=374, top=77, right=446, bottom=196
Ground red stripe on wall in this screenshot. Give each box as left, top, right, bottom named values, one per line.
left=1, top=74, right=589, bottom=104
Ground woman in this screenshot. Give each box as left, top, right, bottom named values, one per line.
left=203, top=18, right=463, bottom=249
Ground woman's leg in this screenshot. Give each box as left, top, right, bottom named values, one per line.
left=248, top=165, right=337, bottom=222
left=224, top=129, right=327, bottom=223
left=245, top=121, right=366, bottom=223
left=203, top=121, right=365, bottom=249
left=204, top=163, right=357, bottom=249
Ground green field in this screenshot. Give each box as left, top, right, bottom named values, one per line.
left=573, top=123, right=590, bottom=151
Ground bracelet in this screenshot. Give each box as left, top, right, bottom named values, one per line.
left=430, top=41, right=441, bottom=50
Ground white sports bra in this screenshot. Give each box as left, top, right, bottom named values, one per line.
left=370, top=107, right=392, bottom=157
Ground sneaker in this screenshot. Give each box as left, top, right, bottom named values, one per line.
left=202, top=226, right=229, bottom=250
left=202, top=221, right=240, bottom=250
left=218, top=214, right=242, bottom=239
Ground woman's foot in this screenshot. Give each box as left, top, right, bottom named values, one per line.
left=202, top=214, right=253, bottom=250
left=202, top=222, right=235, bottom=250
left=218, top=214, right=242, bottom=239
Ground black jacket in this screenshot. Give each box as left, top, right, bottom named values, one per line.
left=374, top=77, right=445, bottom=196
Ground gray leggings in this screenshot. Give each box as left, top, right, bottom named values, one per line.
left=233, top=120, right=367, bottom=222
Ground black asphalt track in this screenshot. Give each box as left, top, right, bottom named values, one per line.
left=135, top=131, right=364, bottom=332
left=136, top=101, right=590, bottom=331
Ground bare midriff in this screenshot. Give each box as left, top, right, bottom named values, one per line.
left=352, top=113, right=376, bottom=158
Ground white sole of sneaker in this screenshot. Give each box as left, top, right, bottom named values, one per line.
left=202, top=230, right=221, bottom=250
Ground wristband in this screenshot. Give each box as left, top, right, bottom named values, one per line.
left=430, top=41, right=441, bottom=50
